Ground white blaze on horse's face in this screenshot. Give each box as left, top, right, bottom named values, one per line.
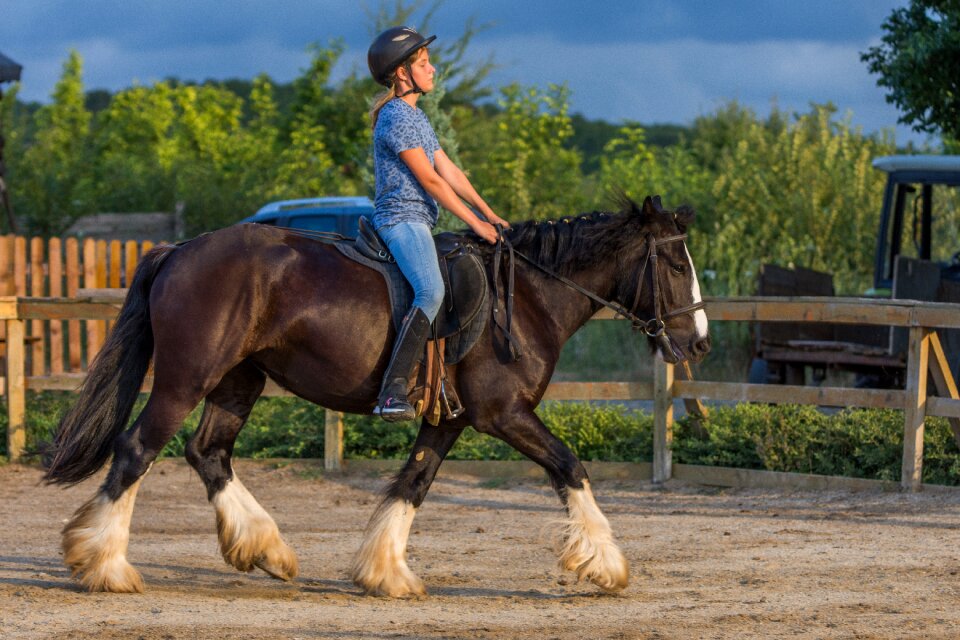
left=684, top=245, right=709, bottom=339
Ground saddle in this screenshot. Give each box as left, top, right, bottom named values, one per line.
left=335, top=217, right=493, bottom=424
left=353, top=216, right=489, bottom=342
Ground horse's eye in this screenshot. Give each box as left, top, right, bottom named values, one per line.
left=671, top=263, right=686, bottom=275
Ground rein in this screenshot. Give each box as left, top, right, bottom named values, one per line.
left=492, top=226, right=705, bottom=362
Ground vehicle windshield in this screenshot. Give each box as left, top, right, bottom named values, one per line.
left=881, top=181, right=960, bottom=283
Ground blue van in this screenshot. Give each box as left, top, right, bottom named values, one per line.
left=241, top=196, right=374, bottom=236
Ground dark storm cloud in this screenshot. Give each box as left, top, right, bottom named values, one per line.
left=0, top=0, right=925, bottom=143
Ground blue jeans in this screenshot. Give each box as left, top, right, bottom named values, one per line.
left=378, top=221, right=444, bottom=322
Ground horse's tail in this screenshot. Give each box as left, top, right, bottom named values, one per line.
left=43, top=244, right=178, bottom=486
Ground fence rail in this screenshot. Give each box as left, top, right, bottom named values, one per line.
left=3, top=295, right=960, bottom=491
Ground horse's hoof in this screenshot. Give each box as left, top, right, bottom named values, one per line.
left=254, top=542, right=300, bottom=581
left=562, top=545, right=629, bottom=593
left=353, top=566, right=426, bottom=598
left=62, top=489, right=144, bottom=593
left=70, top=556, right=145, bottom=593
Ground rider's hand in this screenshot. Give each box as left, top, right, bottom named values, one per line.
left=473, top=220, right=499, bottom=244
left=487, top=212, right=510, bottom=229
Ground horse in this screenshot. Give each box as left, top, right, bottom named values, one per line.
left=43, top=194, right=711, bottom=596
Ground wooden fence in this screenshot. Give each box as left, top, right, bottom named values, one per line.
left=0, top=235, right=158, bottom=375
left=2, top=292, right=960, bottom=491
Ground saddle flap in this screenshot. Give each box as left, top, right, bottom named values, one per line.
left=434, top=238, right=487, bottom=339
left=355, top=216, right=393, bottom=262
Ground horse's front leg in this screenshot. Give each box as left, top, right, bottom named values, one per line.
left=480, top=406, right=629, bottom=592
left=351, top=421, right=463, bottom=597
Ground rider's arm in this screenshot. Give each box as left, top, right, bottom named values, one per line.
left=399, top=147, right=498, bottom=243
left=433, top=150, right=509, bottom=228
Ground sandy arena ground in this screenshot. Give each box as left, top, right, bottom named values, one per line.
left=1, top=459, right=960, bottom=639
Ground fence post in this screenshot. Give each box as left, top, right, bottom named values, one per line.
left=5, top=317, right=25, bottom=462
left=324, top=410, right=344, bottom=471
left=653, top=357, right=674, bottom=483
left=901, top=326, right=931, bottom=491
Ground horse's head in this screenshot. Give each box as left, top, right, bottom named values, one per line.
left=617, top=195, right=711, bottom=364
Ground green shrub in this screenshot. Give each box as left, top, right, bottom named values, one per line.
left=4, top=392, right=959, bottom=485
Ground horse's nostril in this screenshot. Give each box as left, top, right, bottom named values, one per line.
left=694, top=336, right=712, bottom=355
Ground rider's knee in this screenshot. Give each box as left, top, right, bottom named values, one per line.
left=417, top=286, right=445, bottom=322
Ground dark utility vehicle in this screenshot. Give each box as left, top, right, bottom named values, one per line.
left=751, top=155, right=960, bottom=386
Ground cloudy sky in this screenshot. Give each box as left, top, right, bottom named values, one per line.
left=0, top=0, right=931, bottom=145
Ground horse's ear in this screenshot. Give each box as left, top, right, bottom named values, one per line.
left=674, top=204, right=696, bottom=231
left=641, top=196, right=659, bottom=217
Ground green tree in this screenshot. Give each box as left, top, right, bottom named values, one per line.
left=0, top=82, right=25, bottom=233
left=232, top=74, right=285, bottom=205
left=861, top=0, right=960, bottom=145
left=466, top=83, right=585, bottom=220
left=596, top=125, right=712, bottom=222
left=91, top=83, right=178, bottom=213
left=17, top=50, right=94, bottom=233
left=170, top=83, right=267, bottom=232
left=702, top=103, right=895, bottom=295
left=285, top=41, right=367, bottom=193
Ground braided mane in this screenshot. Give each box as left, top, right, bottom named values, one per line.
left=470, top=199, right=651, bottom=276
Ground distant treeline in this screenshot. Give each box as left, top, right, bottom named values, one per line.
left=1, top=39, right=939, bottom=297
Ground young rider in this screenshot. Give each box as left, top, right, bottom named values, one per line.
left=367, top=26, right=509, bottom=422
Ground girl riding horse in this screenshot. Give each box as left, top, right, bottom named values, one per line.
left=367, top=26, right=509, bottom=422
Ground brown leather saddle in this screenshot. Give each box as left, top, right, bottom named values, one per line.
left=354, top=216, right=488, bottom=342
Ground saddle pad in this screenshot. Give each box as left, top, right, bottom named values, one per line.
left=335, top=241, right=490, bottom=364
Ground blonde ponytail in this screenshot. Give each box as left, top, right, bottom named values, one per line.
left=370, top=83, right=396, bottom=129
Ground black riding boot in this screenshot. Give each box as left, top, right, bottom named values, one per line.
left=374, top=307, right=432, bottom=422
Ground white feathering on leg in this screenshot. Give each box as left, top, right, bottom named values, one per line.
left=212, top=475, right=298, bottom=580
left=351, top=497, right=425, bottom=597
left=558, top=480, right=629, bottom=592
left=61, top=479, right=145, bottom=593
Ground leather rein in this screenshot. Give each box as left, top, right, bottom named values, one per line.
left=490, top=226, right=705, bottom=363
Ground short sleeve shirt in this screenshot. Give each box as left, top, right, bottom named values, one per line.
left=372, top=99, right=441, bottom=230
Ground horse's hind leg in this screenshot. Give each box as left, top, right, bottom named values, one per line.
left=184, top=360, right=298, bottom=581
left=62, top=388, right=201, bottom=593
left=480, top=408, right=629, bottom=592
left=351, top=421, right=463, bottom=597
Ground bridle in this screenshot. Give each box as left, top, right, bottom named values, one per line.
left=492, top=226, right=705, bottom=363
left=622, top=232, right=707, bottom=362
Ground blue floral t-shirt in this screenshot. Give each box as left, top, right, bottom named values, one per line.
left=372, top=99, right=441, bottom=230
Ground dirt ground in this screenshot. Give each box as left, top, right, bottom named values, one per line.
left=1, top=459, right=960, bottom=640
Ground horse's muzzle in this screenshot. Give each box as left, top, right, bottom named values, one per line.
left=656, top=333, right=711, bottom=365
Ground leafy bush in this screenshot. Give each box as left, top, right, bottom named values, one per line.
left=5, top=392, right=959, bottom=485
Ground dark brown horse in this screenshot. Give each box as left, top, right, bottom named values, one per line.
left=44, top=195, right=710, bottom=596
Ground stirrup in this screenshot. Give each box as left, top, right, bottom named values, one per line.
left=373, top=396, right=417, bottom=423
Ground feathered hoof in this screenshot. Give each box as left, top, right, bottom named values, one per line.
left=254, top=539, right=300, bottom=581
left=560, top=541, right=629, bottom=593
left=218, top=514, right=298, bottom=580
left=351, top=561, right=426, bottom=598
left=62, top=488, right=144, bottom=593
left=69, top=554, right=145, bottom=593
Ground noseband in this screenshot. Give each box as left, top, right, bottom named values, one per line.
left=502, top=228, right=705, bottom=362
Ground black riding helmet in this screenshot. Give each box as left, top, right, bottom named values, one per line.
left=368, top=26, right=436, bottom=92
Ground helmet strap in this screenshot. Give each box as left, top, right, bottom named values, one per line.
left=395, top=62, right=425, bottom=98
